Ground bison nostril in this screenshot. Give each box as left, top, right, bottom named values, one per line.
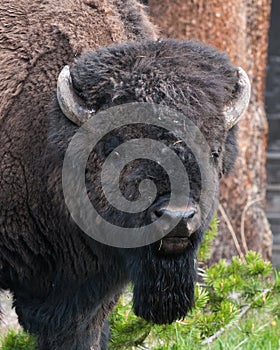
left=151, top=207, right=197, bottom=222
left=154, top=208, right=165, bottom=218
left=150, top=208, right=165, bottom=222
left=149, top=203, right=201, bottom=237
left=184, top=209, right=196, bottom=220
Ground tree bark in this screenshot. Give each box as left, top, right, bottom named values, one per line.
left=148, top=0, right=272, bottom=261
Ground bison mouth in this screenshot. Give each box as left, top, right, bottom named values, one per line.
left=160, top=236, right=190, bottom=255
left=156, top=219, right=195, bottom=255
left=146, top=195, right=201, bottom=256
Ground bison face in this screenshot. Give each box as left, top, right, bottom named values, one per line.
left=53, top=39, right=250, bottom=324
left=86, top=123, right=219, bottom=253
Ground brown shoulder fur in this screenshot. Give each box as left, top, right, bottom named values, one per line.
left=0, top=0, right=157, bottom=122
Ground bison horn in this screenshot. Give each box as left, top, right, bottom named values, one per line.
left=57, top=65, right=95, bottom=126
left=224, top=67, right=251, bottom=130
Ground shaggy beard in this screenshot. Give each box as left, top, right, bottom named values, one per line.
left=128, top=246, right=196, bottom=324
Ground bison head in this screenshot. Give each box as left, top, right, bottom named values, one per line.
left=53, top=39, right=250, bottom=324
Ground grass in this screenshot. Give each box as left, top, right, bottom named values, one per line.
left=211, top=308, right=280, bottom=350
left=0, top=329, right=36, bottom=350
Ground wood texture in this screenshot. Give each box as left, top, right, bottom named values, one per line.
left=148, top=0, right=272, bottom=261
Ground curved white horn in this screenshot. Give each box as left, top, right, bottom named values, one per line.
left=224, top=67, right=251, bottom=130
left=57, top=65, right=95, bottom=126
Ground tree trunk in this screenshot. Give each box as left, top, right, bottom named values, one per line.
left=148, top=0, right=272, bottom=261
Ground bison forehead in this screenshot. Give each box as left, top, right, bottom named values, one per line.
left=87, top=122, right=222, bottom=172
left=70, top=39, right=238, bottom=126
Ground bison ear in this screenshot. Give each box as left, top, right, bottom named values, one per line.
left=224, top=67, right=251, bottom=130
left=57, top=65, right=95, bottom=126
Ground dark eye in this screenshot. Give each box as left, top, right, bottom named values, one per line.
left=211, top=151, right=220, bottom=162
left=211, top=142, right=222, bottom=163
left=211, top=143, right=222, bottom=163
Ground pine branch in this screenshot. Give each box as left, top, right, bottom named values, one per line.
left=201, top=288, right=271, bottom=345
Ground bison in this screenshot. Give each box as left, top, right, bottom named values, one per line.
left=0, top=1, right=250, bottom=349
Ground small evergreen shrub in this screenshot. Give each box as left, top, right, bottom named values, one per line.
left=0, top=329, right=36, bottom=350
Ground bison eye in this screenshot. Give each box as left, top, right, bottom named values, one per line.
left=211, top=151, right=220, bottom=162
left=211, top=144, right=222, bottom=163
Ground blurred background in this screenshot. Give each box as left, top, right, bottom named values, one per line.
left=265, top=0, right=280, bottom=266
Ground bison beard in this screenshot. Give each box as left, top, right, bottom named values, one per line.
left=128, top=245, right=196, bottom=324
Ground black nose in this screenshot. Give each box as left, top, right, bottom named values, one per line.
left=149, top=201, right=201, bottom=237
left=153, top=208, right=196, bottom=221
